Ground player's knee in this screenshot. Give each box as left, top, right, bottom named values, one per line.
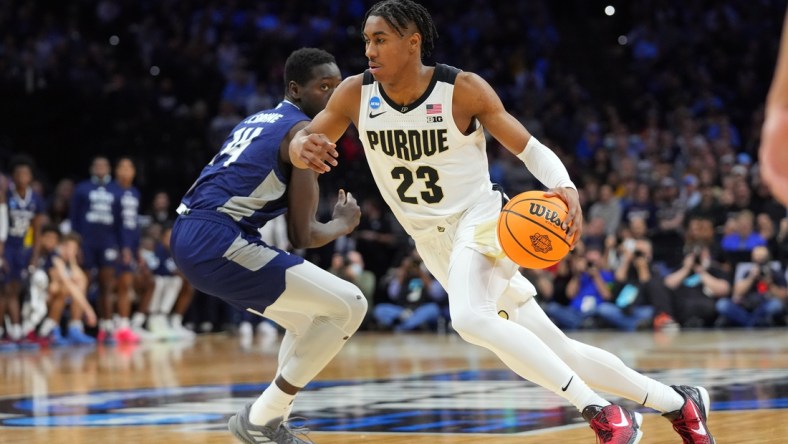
left=450, top=309, right=494, bottom=344
left=343, top=285, right=368, bottom=334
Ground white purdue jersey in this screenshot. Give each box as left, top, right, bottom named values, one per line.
left=358, top=64, right=494, bottom=237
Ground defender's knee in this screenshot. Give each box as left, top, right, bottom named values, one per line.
left=340, top=285, right=368, bottom=336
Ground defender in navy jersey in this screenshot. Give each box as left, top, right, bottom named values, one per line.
left=1, top=156, right=45, bottom=343
left=289, top=2, right=715, bottom=443
left=171, top=48, right=366, bottom=444
left=70, top=156, right=123, bottom=344
left=109, top=157, right=142, bottom=343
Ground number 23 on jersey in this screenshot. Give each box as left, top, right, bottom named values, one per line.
left=391, top=166, right=443, bottom=204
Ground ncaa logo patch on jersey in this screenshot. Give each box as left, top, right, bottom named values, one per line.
left=369, top=96, right=381, bottom=109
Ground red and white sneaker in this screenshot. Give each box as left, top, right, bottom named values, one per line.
left=113, top=327, right=140, bottom=344
left=582, top=404, right=643, bottom=444
left=97, top=329, right=116, bottom=346
left=662, top=385, right=715, bottom=444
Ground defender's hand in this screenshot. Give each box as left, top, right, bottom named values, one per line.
left=290, top=133, right=339, bottom=173
left=545, top=187, right=583, bottom=247
left=333, top=189, right=361, bottom=233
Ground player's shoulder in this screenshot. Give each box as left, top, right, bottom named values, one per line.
left=328, top=74, right=364, bottom=112
left=452, top=69, right=497, bottom=109
left=453, top=69, right=489, bottom=90
left=339, top=73, right=365, bottom=91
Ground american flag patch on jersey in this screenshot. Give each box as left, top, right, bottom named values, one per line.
left=426, top=104, right=442, bottom=114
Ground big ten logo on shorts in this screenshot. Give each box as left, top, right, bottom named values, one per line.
left=369, top=96, right=381, bottom=109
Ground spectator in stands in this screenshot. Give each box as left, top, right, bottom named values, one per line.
left=545, top=246, right=613, bottom=330
left=588, top=184, right=622, bottom=237
left=597, top=239, right=671, bottom=331
left=329, top=250, right=376, bottom=308
left=621, top=182, right=657, bottom=230
left=721, top=210, right=767, bottom=263
left=663, top=237, right=731, bottom=328
left=716, top=246, right=786, bottom=328
left=354, top=197, right=400, bottom=298
left=147, top=191, right=173, bottom=226
left=374, top=249, right=447, bottom=332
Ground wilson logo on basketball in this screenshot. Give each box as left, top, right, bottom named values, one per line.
left=528, top=203, right=568, bottom=233
left=529, top=233, right=553, bottom=253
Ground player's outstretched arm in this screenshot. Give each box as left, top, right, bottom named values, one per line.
left=456, top=72, right=583, bottom=243
left=289, top=75, right=363, bottom=173
left=761, top=11, right=788, bottom=205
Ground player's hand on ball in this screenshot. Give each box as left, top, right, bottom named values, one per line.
left=291, top=133, right=338, bottom=173
left=545, top=187, right=583, bottom=246
left=333, top=189, right=361, bottom=233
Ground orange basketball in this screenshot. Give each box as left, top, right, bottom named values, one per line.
left=497, top=190, right=574, bottom=269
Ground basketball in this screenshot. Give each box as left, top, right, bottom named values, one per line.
left=497, top=191, right=574, bottom=269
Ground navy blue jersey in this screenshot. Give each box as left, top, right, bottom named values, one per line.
left=152, top=242, right=177, bottom=276
left=39, top=250, right=58, bottom=272
left=70, top=178, right=122, bottom=246
left=110, top=182, right=141, bottom=251
left=6, top=186, right=45, bottom=249
left=178, top=101, right=308, bottom=234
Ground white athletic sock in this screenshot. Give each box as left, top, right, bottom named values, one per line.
left=9, top=324, right=22, bottom=340
left=170, top=313, right=183, bottom=327
left=131, top=312, right=146, bottom=329
left=563, top=376, right=610, bottom=410
left=39, top=318, right=59, bottom=337
left=117, top=317, right=130, bottom=330
left=99, top=319, right=114, bottom=333
left=282, top=402, right=294, bottom=421
left=69, top=319, right=84, bottom=331
left=642, top=381, right=684, bottom=412
left=249, top=383, right=295, bottom=426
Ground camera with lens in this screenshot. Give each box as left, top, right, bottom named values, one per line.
left=760, top=264, right=773, bottom=279
left=633, top=250, right=645, bottom=259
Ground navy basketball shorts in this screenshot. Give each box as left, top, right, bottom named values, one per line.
left=170, top=210, right=304, bottom=314
left=115, top=256, right=137, bottom=274
left=3, top=246, right=32, bottom=281
left=81, top=242, right=119, bottom=270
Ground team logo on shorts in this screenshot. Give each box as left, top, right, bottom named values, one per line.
left=104, top=248, right=119, bottom=261
left=530, top=233, right=553, bottom=253
left=497, top=310, right=509, bottom=320
left=369, top=96, right=381, bottom=109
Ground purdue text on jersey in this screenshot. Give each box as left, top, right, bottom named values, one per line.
left=365, top=129, right=448, bottom=161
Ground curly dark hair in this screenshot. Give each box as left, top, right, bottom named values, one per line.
left=363, top=0, right=438, bottom=58
left=9, top=154, right=35, bottom=172
left=283, top=48, right=337, bottom=89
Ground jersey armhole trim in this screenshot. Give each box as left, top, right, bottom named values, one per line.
left=363, top=70, right=374, bottom=85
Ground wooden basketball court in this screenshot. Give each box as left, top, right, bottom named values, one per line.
left=1, top=329, right=786, bottom=443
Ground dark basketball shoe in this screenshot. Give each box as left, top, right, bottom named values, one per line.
left=662, top=385, right=715, bottom=444
left=582, top=404, right=643, bottom=444
left=228, top=402, right=311, bottom=444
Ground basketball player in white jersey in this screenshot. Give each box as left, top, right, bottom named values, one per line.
left=289, top=1, right=715, bottom=443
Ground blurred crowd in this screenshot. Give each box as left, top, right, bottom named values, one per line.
left=1, top=0, right=787, bottom=350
